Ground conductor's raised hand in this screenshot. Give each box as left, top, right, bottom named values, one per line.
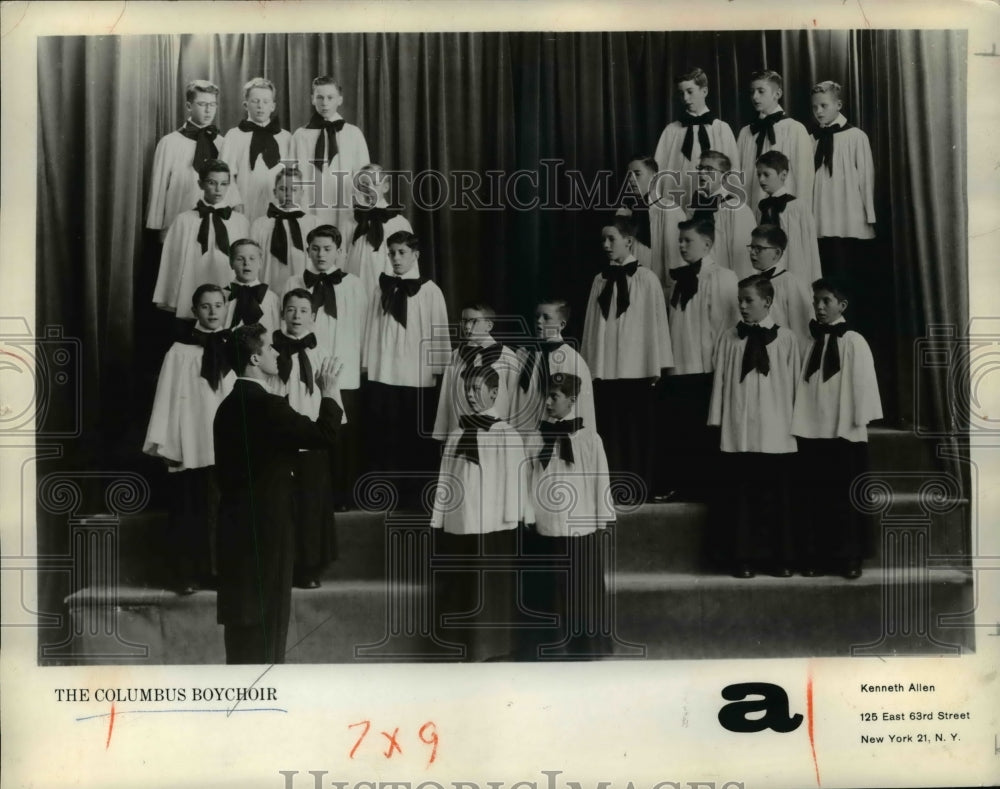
left=316, top=357, right=344, bottom=398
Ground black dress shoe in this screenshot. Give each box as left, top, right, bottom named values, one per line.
left=294, top=578, right=321, bottom=589
left=651, top=491, right=680, bottom=503
left=770, top=567, right=793, bottom=578
left=335, top=503, right=349, bottom=513
left=176, top=581, right=199, bottom=596
left=842, top=563, right=862, bottom=580
left=801, top=568, right=823, bottom=578
left=732, top=564, right=755, bottom=579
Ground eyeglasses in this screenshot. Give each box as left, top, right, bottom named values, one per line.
left=747, top=245, right=777, bottom=253
left=192, top=101, right=218, bottom=109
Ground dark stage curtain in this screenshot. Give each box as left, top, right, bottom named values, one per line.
left=37, top=30, right=967, bottom=467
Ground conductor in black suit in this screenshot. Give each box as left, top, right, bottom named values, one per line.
left=214, top=323, right=344, bottom=664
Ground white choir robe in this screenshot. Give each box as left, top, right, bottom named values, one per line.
left=654, top=113, right=740, bottom=210
left=792, top=320, right=882, bottom=443
left=811, top=114, right=876, bottom=239
left=142, top=339, right=236, bottom=470
left=755, top=189, right=823, bottom=286
left=762, top=268, right=813, bottom=349
left=736, top=108, right=815, bottom=214
left=265, top=334, right=348, bottom=424
left=153, top=204, right=250, bottom=319
left=667, top=258, right=740, bottom=375
left=581, top=259, right=673, bottom=379
left=432, top=341, right=521, bottom=441
left=362, top=270, right=450, bottom=388
left=223, top=281, right=281, bottom=335
left=643, top=182, right=687, bottom=294
left=430, top=413, right=528, bottom=535
left=292, top=116, right=371, bottom=230
left=145, top=127, right=237, bottom=231
left=509, top=341, right=597, bottom=434
left=523, top=415, right=615, bottom=537
left=284, top=268, right=367, bottom=391
left=345, top=207, right=414, bottom=297
left=708, top=316, right=801, bottom=453
left=250, top=208, right=319, bottom=295
left=687, top=189, right=756, bottom=279
left=222, top=123, right=293, bottom=223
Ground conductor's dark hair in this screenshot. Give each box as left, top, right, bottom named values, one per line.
left=538, top=298, right=571, bottom=324
left=548, top=372, right=581, bottom=399
left=231, top=324, right=267, bottom=375
left=467, top=364, right=500, bottom=391
left=306, top=224, right=343, bottom=248
left=198, top=159, right=230, bottom=181
left=812, top=276, right=850, bottom=303
left=738, top=274, right=775, bottom=303
left=677, top=67, right=709, bottom=88
left=282, top=288, right=316, bottom=312
left=387, top=230, right=419, bottom=252
left=756, top=150, right=790, bottom=174
left=678, top=217, right=716, bottom=245
left=191, top=283, right=226, bottom=310
left=752, top=224, right=788, bottom=251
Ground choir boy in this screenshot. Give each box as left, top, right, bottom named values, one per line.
left=520, top=373, right=615, bottom=660
left=251, top=168, right=318, bottom=296
left=657, top=218, right=739, bottom=501
left=223, top=77, right=292, bottom=223
left=143, top=284, right=236, bottom=594
left=432, top=302, right=520, bottom=441
left=269, top=289, right=339, bottom=588
left=708, top=275, right=801, bottom=578
left=153, top=160, right=250, bottom=321
left=284, top=224, right=366, bottom=507
left=754, top=150, right=823, bottom=286
left=509, top=299, right=597, bottom=436
left=792, top=277, right=882, bottom=579
left=687, top=150, right=756, bottom=280
left=146, top=80, right=234, bottom=242
left=430, top=365, right=528, bottom=661
left=346, top=163, right=414, bottom=296
left=292, top=75, right=371, bottom=232
left=620, top=155, right=684, bottom=294
left=582, top=214, right=672, bottom=495
left=362, top=230, right=450, bottom=507
left=736, top=70, right=814, bottom=214
left=747, top=224, right=813, bottom=347
left=654, top=68, right=740, bottom=212
left=224, top=239, right=281, bottom=335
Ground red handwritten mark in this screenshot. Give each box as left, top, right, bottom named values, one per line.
left=105, top=704, right=116, bottom=749
left=418, top=721, right=438, bottom=767
left=348, top=720, right=371, bottom=759
left=381, top=727, right=402, bottom=758
left=0, top=348, right=30, bottom=366
left=807, top=672, right=820, bottom=786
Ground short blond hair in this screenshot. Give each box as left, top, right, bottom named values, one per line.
left=243, top=77, right=276, bottom=100
left=185, top=79, right=219, bottom=102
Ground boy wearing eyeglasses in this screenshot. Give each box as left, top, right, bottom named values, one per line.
left=687, top=150, right=756, bottom=280
left=747, top=224, right=813, bottom=348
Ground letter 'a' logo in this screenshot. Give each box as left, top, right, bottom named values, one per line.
left=718, top=682, right=804, bottom=733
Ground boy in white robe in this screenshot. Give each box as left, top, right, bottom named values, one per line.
left=519, top=373, right=615, bottom=660
left=346, top=163, right=414, bottom=297
left=223, top=239, right=281, bottom=335
left=709, top=275, right=801, bottom=578
left=284, top=225, right=367, bottom=508
left=222, top=77, right=293, bottom=224
left=755, top=150, right=823, bottom=287
left=736, top=70, right=814, bottom=214
left=748, top=224, right=813, bottom=348
left=146, top=80, right=235, bottom=242
left=143, top=284, right=236, bottom=593
left=792, top=277, right=882, bottom=579
left=509, top=299, right=597, bottom=436
left=582, top=214, right=672, bottom=498
left=153, top=160, right=250, bottom=321
left=430, top=365, right=528, bottom=661
left=654, top=67, right=740, bottom=213
left=687, top=150, right=756, bottom=280
left=656, top=218, right=739, bottom=501
left=433, top=302, right=520, bottom=441
left=362, top=230, right=450, bottom=508
left=251, top=168, right=318, bottom=296
left=292, top=75, right=371, bottom=233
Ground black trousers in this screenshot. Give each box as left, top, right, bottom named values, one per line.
left=224, top=620, right=290, bottom=665
left=593, top=378, right=656, bottom=501
left=332, top=387, right=363, bottom=508
left=657, top=373, right=717, bottom=499
left=168, top=466, right=218, bottom=584
left=292, top=449, right=337, bottom=578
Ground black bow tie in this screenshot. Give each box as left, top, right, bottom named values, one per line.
left=194, top=202, right=233, bottom=255
left=669, top=261, right=702, bottom=310
left=273, top=331, right=318, bottom=394
left=180, top=121, right=220, bottom=173
left=266, top=204, right=305, bottom=265
left=518, top=341, right=564, bottom=393
left=736, top=322, right=780, bottom=381
left=758, top=194, right=795, bottom=225
left=237, top=116, right=282, bottom=169
left=758, top=267, right=786, bottom=280
left=352, top=205, right=401, bottom=252
left=812, top=122, right=853, bottom=174
left=455, top=414, right=500, bottom=465
left=227, top=282, right=268, bottom=327
left=749, top=111, right=786, bottom=159
left=597, top=261, right=638, bottom=319
left=179, top=326, right=232, bottom=391
left=805, top=320, right=851, bottom=382
left=689, top=192, right=721, bottom=224
left=458, top=343, right=503, bottom=380
left=306, top=113, right=346, bottom=166
left=538, top=418, right=582, bottom=469
left=378, top=273, right=424, bottom=328
left=679, top=110, right=716, bottom=161
left=303, top=269, right=347, bottom=318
